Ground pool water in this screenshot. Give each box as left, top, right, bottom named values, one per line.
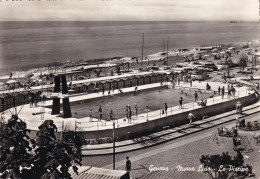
left=70, top=87, right=212, bottom=120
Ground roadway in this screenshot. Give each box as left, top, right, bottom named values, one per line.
left=81, top=105, right=260, bottom=178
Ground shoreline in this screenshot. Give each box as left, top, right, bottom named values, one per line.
left=0, top=39, right=259, bottom=80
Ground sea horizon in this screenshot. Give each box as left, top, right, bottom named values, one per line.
left=0, top=21, right=259, bottom=75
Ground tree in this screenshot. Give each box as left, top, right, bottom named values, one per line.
left=0, top=117, right=82, bottom=179
left=0, top=115, right=32, bottom=178
left=200, top=151, right=253, bottom=179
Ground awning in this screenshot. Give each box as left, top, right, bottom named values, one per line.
left=76, top=84, right=84, bottom=88
left=6, top=79, right=18, bottom=84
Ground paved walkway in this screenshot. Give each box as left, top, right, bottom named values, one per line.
left=1, top=80, right=251, bottom=132
left=1, top=79, right=253, bottom=132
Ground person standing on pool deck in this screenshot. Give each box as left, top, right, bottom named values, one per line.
left=135, top=103, right=138, bottom=116
left=194, top=91, right=198, bottom=102
left=125, top=105, right=128, bottom=120
left=98, top=105, right=102, bottom=121
left=128, top=106, right=132, bottom=123
left=89, top=109, right=93, bottom=122
left=179, top=97, right=183, bottom=109
left=164, top=102, right=168, bottom=116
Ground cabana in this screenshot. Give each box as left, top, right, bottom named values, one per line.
left=111, top=79, right=119, bottom=90
left=118, top=78, right=126, bottom=89
left=75, top=84, right=84, bottom=93
left=87, top=82, right=96, bottom=93
left=0, top=96, right=5, bottom=112
left=80, top=83, right=88, bottom=92
left=126, top=76, right=137, bottom=87
left=151, top=73, right=159, bottom=83
left=100, top=80, right=111, bottom=92
left=144, top=74, right=152, bottom=84
left=137, top=75, right=145, bottom=86
left=4, top=94, right=15, bottom=109
left=161, top=73, right=169, bottom=82
left=14, top=93, right=24, bottom=106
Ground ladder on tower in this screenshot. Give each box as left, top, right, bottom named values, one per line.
left=40, top=83, right=46, bottom=121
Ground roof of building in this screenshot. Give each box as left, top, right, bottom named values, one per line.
left=140, top=170, right=211, bottom=179
left=69, top=166, right=129, bottom=179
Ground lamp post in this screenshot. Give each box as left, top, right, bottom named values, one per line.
left=113, top=119, right=115, bottom=170
left=110, top=110, right=116, bottom=170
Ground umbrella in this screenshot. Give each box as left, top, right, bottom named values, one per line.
left=254, top=52, right=260, bottom=56
left=220, top=51, right=226, bottom=54
left=212, top=48, right=218, bottom=52
left=30, top=75, right=38, bottom=80
left=212, top=53, right=218, bottom=55
left=204, top=55, right=210, bottom=57
left=6, top=79, right=17, bottom=84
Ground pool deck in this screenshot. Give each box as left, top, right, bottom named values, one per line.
left=1, top=80, right=255, bottom=132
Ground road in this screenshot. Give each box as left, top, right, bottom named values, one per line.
left=81, top=109, right=260, bottom=178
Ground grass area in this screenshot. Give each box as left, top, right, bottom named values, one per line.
left=70, top=87, right=212, bottom=120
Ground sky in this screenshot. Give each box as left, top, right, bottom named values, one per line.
left=0, top=0, right=259, bottom=21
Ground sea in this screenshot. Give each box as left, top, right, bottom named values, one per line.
left=0, top=21, right=259, bottom=75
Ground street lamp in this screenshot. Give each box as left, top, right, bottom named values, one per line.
left=110, top=110, right=116, bottom=170
left=145, top=106, right=150, bottom=121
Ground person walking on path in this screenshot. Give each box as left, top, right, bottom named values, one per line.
left=179, top=97, right=183, bottom=109
left=190, top=80, right=192, bottom=87
left=194, top=91, right=198, bottom=102
left=164, top=103, right=168, bottom=116
left=236, top=101, right=242, bottom=114
left=125, top=156, right=131, bottom=172
left=188, top=111, right=195, bottom=124
left=98, top=105, right=102, bottom=121
left=218, top=86, right=221, bottom=95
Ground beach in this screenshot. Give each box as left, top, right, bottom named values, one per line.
left=0, top=21, right=259, bottom=76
